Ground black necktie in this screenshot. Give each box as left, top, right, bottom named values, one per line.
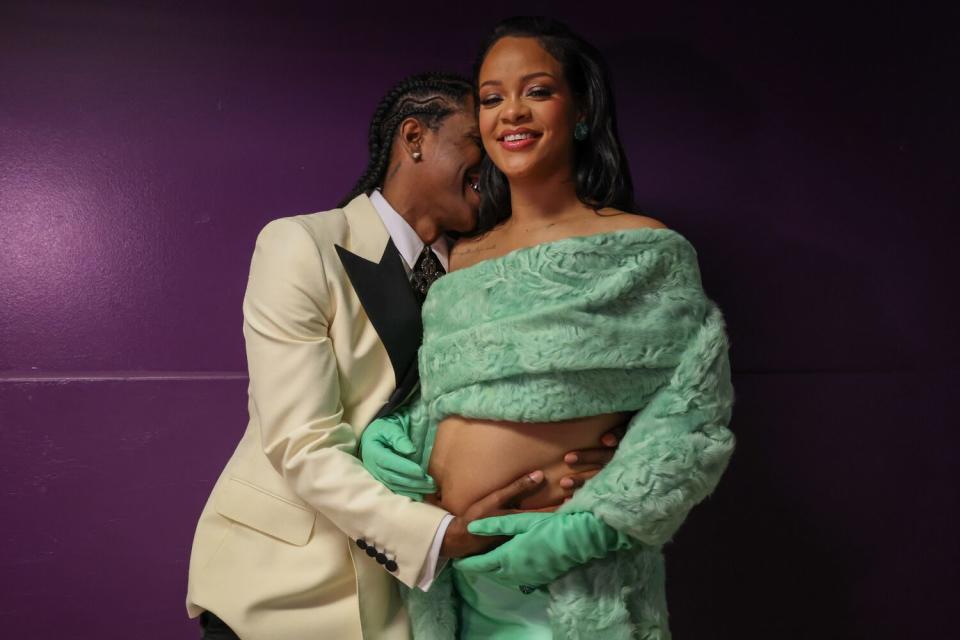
left=410, top=246, right=445, bottom=303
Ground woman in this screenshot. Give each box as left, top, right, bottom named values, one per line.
left=363, top=17, right=735, bottom=639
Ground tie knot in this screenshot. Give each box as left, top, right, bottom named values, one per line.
left=411, top=246, right=445, bottom=302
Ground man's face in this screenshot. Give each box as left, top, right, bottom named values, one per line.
left=417, top=97, right=483, bottom=234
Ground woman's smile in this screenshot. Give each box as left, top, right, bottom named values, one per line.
left=497, top=128, right=542, bottom=151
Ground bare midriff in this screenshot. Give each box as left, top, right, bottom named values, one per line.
left=427, top=412, right=630, bottom=516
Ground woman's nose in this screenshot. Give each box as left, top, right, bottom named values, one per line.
left=500, top=97, right=530, bottom=123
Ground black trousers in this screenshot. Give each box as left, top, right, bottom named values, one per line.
left=199, top=611, right=241, bottom=640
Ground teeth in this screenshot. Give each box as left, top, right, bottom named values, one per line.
left=504, top=133, right=534, bottom=142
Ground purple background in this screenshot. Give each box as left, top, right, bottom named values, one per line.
left=1, top=1, right=957, bottom=638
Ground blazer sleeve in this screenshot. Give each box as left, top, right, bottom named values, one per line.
left=242, top=217, right=447, bottom=588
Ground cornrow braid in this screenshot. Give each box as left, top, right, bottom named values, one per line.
left=339, top=72, right=473, bottom=208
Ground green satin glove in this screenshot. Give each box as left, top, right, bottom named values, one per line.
left=360, top=411, right=435, bottom=500
left=453, top=511, right=632, bottom=587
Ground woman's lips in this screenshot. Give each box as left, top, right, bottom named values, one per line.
left=498, top=131, right=541, bottom=151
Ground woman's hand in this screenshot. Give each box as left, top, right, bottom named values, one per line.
left=359, top=412, right=436, bottom=499
left=453, top=511, right=632, bottom=587
left=440, top=470, right=551, bottom=558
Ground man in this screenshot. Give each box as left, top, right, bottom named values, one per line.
left=186, top=73, right=615, bottom=639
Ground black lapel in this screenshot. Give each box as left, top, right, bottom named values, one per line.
left=375, top=361, right=420, bottom=420
left=335, top=240, right=423, bottom=413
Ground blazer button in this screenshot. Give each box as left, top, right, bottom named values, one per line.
left=375, top=553, right=388, bottom=565
left=355, top=539, right=367, bottom=550
left=385, top=560, right=398, bottom=572
left=366, top=546, right=378, bottom=558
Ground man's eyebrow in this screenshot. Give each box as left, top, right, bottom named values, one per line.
left=478, top=71, right=555, bottom=89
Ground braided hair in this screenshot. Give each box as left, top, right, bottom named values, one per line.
left=339, top=72, right=473, bottom=207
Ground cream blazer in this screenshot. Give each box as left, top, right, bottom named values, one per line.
left=186, top=195, right=447, bottom=639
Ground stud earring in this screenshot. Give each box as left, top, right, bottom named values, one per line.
left=574, top=122, right=589, bottom=141
left=412, top=151, right=422, bottom=160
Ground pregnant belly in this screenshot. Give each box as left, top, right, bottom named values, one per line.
left=427, top=412, right=628, bottom=516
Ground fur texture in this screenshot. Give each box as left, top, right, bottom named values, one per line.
left=398, top=229, right=735, bottom=638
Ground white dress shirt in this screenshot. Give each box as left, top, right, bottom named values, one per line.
left=370, top=190, right=449, bottom=272
left=369, top=189, right=453, bottom=591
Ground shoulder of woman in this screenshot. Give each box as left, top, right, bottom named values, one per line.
left=594, top=208, right=668, bottom=231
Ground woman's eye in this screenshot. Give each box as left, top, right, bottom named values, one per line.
left=479, top=95, right=502, bottom=107
left=527, top=87, right=553, bottom=98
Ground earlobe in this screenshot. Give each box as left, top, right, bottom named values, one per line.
left=573, top=104, right=589, bottom=141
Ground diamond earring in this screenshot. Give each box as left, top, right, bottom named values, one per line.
left=574, top=122, right=589, bottom=141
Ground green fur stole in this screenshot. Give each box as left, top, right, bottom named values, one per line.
left=402, top=228, right=735, bottom=639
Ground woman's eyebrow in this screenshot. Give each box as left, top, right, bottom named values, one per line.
left=521, top=72, right=555, bottom=82
left=479, top=71, right=555, bottom=89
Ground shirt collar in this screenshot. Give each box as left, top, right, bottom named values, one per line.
left=369, top=190, right=449, bottom=271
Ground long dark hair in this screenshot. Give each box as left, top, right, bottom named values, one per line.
left=472, top=16, right=637, bottom=233
left=339, top=72, right=473, bottom=208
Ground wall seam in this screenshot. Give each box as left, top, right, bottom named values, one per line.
left=0, top=372, right=248, bottom=382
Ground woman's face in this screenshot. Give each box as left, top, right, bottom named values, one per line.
left=417, top=96, right=483, bottom=233
left=477, top=36, right=578, bottom=182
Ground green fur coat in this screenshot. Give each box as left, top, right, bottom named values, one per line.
left=396, top=228, right=735, bottom=639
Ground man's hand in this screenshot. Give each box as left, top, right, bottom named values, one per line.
left=453, top=511, right=632, bottom=586
left=360, top=413, right=436, bottom=499
left=557, top=426, right=624, bottom=497
left=440, top=470, right=549, bottom=558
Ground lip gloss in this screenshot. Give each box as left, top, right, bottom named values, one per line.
left=499, top=135, right=539, bottom=151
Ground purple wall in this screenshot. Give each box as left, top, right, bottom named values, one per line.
left=2, top=1, right=956, bottom=638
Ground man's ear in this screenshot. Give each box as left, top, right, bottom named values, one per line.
left=398, top=117, right=424, bottom=160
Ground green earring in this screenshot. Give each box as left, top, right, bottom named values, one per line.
left=574, top=121, right=589, bottom=141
